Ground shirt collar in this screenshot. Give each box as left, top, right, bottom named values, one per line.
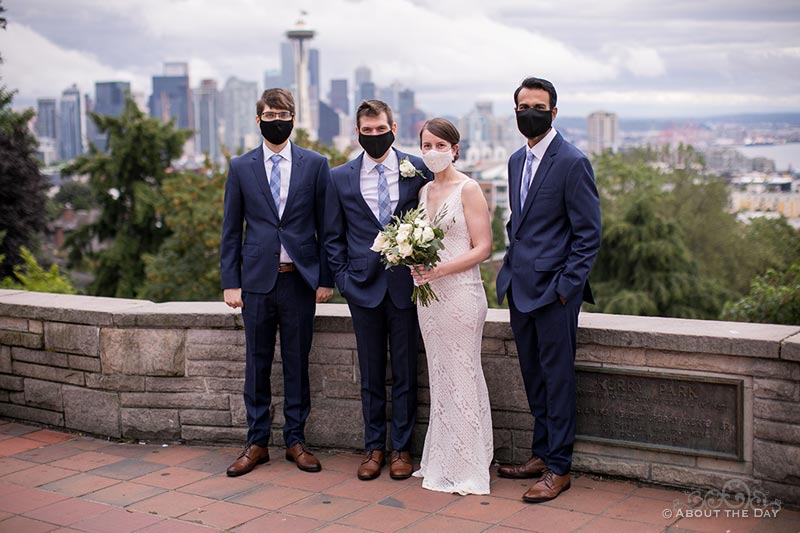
left=264, top=140, right=293, bottom=163
left=528, top=127, right=557, bottom=161
left=363, top=148, right=398, bottom=173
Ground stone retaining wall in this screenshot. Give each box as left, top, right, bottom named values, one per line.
left=0, top=289, right=798, bottom=504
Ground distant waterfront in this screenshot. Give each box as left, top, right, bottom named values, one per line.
left=736, top=143, right=800, bottom=172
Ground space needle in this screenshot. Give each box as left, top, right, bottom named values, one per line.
left=286, top=12, right=316, bottom=139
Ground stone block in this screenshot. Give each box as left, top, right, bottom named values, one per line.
left=505, top=340, right=518, bottom=357
left=644, top=350, right=800, bottom=380
left=311, top=332, right=358, bottom=350
left=229, top=394, right=247, bottom=426
left=44, top=322, right=99, bottom=356
left=0, top=316, right=28, bottom=331
left=28, top=320, right=43, bottom=334
left=186, top=328, right=246, bottom=346
left=481, top=337, right=506, bottom=355
left=12, top=347, right=68, bottom=367
left=573, top=440, right=696, bottom=467
left=492, top=428, right=514, bottom=464
left=483, top=357, right=528, bottom=411
left=23, top=379, right=63, bottom=410
left=62, top=385, right=120, bottom=437
left=186, top=360, right=244, bottom=378
left=491, top=410, right=534, bottom=431
left=9, top=391, right=23, bottom=403
left=696, top=457, right=753, bottom=475
left=181, top=425, right=247, bottom=444
left=313, top=308, right=355, bottom=333
left=0, top=375, right=24, bottom=391
left=650, top=463, right=751, bottom=491
left=0, top=402, right=64, bottom=426
left=0, top=290, right=149, bottom=325
left=115, top=302, right=238, bottom=328
left=0, top=391, right=7, bottom=402
left=305, top=398, right=363, bottom=449
left=185, top=343, right=245, bottom=361
left=121, top=408, right=181, bottom=441
left=0, top=330, right=42, bottom=349
left=483, top=310, right=512, bottom=339
left=572, top=453, right=650, bottom=480
left=12, top=361, right=84, bottom=385
left=120, top=392, right=229, bottom=410
left=754, top=419, right=800, bottom=445
left=68, top=355, right=102, bottom=372
left=754, top=378, right=799, bottom=402
left=576, top=345, right=647, bottom=365
left=145, top=377, right=207, bottom=392
left=204, top=378, right=244, bottom=393
left=309, top=347, right=354, bottom=365
left=753, top=439, right=800, bottom=484
left=754, top=399, right=800, bottom=424
left=0, top=345, right=11, bottom=373
left=323, top=379, right=360, bottom=399
left=85, top=374, right=145, bottom=392
left=100, top=328, right=185, bottom=376
left=759, top=480, right=800, bottom=506
left=180, top=409, right=231, bottom=427
left=781, top=332, right=800, bottom=362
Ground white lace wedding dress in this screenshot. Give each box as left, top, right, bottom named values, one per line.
left=413, top=179, right=493, bottom=495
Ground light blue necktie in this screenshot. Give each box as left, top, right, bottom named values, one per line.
left=520, top=149, right=535, bottom=209
left=269, top=154, right=282, bottom=212
left=376, top=163, right=391, bottom=225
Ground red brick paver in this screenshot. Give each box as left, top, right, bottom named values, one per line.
left=0, top=419, right=788, bottom=533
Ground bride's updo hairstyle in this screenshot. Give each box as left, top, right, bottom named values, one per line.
left=420, top=118, right=460, bottom=162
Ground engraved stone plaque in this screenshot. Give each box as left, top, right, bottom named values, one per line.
left=576, top=367, right=743, bottom=460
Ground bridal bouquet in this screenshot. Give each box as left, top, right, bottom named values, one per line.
left=370, top=206, right=448, bottom=306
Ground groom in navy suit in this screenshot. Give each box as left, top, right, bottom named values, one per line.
left=496, top=77, right=602, bottom=502
left=220, top=88, right=333, bottom=477
left=325, top=100, right=430, bottom=481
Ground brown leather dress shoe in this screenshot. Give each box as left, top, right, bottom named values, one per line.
left=285, top=442, right=322, bottom=472
left=357, top=450, right=385, bottom=480
left=226, top=443, right=270, bottom=477
left=389, top=450, right=413, bottom=480
left=522, top=470, right=571, bottom=503
left=497, top=455, right=546, bottom=479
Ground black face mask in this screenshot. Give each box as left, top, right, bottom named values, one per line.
left=359, top=130, right=395, bottom=160
left=260, top=119, right=293, bottom=145
left=516, top=108, right=553, bottom=139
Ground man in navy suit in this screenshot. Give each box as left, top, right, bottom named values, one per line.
left=220, top=88, right=333, bottom=477
left=496, top=77, right=602, bottom=502
left=324, top=100, right=430, bottom=481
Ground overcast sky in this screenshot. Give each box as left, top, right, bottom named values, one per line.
left=1, top=0, right=798, bottom=118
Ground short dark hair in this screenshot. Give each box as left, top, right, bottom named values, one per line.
left=257, top=88, right=295, bottom=116
left=356, top=99, right=393, bottom=128
left=514, top=77, right=557, bottom=109
left=420, top=117, right=461, bottom=162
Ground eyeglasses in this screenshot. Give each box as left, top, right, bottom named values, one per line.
left=260, top=111, right=294, bottom=120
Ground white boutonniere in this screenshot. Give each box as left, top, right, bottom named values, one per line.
left=399, top=157, right=424, bottom=179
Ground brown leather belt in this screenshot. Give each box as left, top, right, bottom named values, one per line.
left=278, top=263, right=295, bottom=273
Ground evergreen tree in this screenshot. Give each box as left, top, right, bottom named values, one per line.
left=491, top=206, right=506, bottom=254
left=139, top=160, right=225, bottom=301
left=64, top=99, right=190, bottom=297
left=53, top=180, right=97, bottom=212
left=0, top=87, right=49, bottom=277
left=722, top=262, right=800, bottom=325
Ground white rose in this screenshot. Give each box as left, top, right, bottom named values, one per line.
left=422, top=226, right=435, bottom=242
left=398, top=242, right=413, bottom=258
left=386, top=252, right=399, bottom=264
left=413, top=227, right=423, bottom=241
left=371, top=233, right=387, bottom=252
left=399, top=159, right=417, bottom=177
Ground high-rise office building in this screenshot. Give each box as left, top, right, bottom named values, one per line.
left=194, top=79, right=221, bottom=161
left=318, top=101, right=340, bottom=146
left=93, top=81, right=131, bottom=151
left=308, top=48, right=320, bottom=135
left=59, top=85, right=83, bottom=161
left=281, top=42, right=296, bottom=91
left=264, top=69, right=284, bottom=90
left=150, top=62, right=192, bottom=130
left=35, top=98, right=58, bottom=139
left=587, top=111, right=618, bottom=154
left=223, top=77, right=259, bottom=153
left=397, top=88, right=420, bottom=142
left=358, top=81, right=376, bottom=103
left=330, top=79, right=349, bottom=115
left=354, top=66, right=371, bottom=104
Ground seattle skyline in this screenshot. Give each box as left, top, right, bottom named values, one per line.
left=1, top=0, right=798, bottom=119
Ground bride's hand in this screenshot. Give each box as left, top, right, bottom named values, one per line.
left=410, top=265, right=430, bottom=286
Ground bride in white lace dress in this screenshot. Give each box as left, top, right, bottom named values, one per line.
left=410, top=118, right=494, bottom=495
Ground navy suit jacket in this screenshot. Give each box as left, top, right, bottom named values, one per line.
left=496, top=132, right=601, bottom=313
left=324, top=149, right=430, bottom=309
left=220, top=142, right=333, bottom=293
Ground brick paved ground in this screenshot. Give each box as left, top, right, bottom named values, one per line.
left=0, top=419, right=796, bottom=532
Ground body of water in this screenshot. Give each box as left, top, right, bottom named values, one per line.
left=736, top=143, right=800, bottom=172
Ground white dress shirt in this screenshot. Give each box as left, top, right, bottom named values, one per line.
left=360, top=149, right=400, bottom=221
left=520, top=127, right=558, bottom=201
left=263, top=140, right=293, bottom=263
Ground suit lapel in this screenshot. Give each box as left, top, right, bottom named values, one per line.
left=251, top=145, right=279, bottom=218
left=348, top=153, right=383, bottom=229
left=281, top=143, right=304, bottom=220
left=394, top=148, right=413, bottom=218
left=520, top=133, right=562, bottom=223
left=509, top=149, right=524, bottom=215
